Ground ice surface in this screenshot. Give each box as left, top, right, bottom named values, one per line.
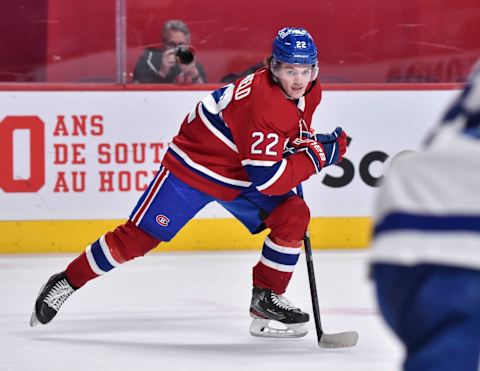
left=0, top=251, right=403, bottom=371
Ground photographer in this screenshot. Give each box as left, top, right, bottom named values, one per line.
left=133, top=19, right=206, bottom=84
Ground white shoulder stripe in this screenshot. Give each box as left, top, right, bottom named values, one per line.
left=219, top=84, right=235, bottom=110
left=187, top=102, right=199, bottom=123
left=198, top=104, right=238, bottom=153
left=241, top=159, right=278, bottom=166
left=202, top=84, right=234, bottom=114
left=202, top=95, right=221, bottom=114
left=256, top=159, right=287, bottom=191
left=170, top=143, right=251, bottom=187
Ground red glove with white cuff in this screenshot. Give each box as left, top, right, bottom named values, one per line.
left=298, top=127, right=347, bottom=174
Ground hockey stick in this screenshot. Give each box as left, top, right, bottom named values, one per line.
left=296, top=183, right=359, bottom=349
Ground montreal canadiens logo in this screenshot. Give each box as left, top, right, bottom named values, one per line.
left=155, top=214, right=170, bottom=227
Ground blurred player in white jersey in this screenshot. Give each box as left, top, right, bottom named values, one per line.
left=371, top=62, right=480, bottom=370
left=30, top=27, right=348, bottom=338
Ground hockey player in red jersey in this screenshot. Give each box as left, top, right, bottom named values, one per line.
left=30, top=27, right=348, bottom=338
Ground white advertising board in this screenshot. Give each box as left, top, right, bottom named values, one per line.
left=0, top=89, right=458, bottom=221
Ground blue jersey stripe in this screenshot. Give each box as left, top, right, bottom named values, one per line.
left=201, top=104, right=234, bottom=142
left=244, top=161, right=283, bottom=187
left=465, top=112, right=480, bottom=132
left=441, top=77, right=480, bottom=136
left=262, top=243, right=300, bottom=266
left=90, top=240, right=115, bottom=272
left=211, top=85, right=230, bottom=103
left=375, top=212, right=480, bottom=236
left=167, top=148, right=247, bottom=190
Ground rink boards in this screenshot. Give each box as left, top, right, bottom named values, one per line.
left=0, top=85, right=459, bottom=252
left=0, top=217, right=371, bottom=253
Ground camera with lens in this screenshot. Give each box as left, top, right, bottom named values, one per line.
left=175, top=45, right=195, bottom=65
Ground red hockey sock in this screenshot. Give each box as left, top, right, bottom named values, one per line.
left=252, top=196, right=309, bottom=294
left=253, top=235, right=302, bottom=294
left=65, top=221, right=159, bottom=288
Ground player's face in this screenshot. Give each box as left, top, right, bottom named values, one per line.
left=163, top=30, right=190, bottom=50
left=276, top=64, right=313, bottom=99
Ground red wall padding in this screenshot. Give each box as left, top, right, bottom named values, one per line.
left=2, top=0, right=480, bottom=83
left=0, top=1, right=48, bottom=82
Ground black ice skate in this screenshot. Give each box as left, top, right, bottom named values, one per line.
left=249, top=286, right=309, bottom=338
left=30, top=272, right=76, bottom=327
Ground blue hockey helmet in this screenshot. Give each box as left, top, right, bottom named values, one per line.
left=272, top=27, right=318, bottom=65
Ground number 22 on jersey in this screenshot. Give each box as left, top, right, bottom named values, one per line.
left=250, top=132, right=279, bottom=156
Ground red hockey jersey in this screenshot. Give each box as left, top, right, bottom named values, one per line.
left=162, top=68, right=322, bottom=201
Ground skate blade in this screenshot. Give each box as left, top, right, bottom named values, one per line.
left=29, top=311, right=40, bottom=327
left=319, top=331, right=359, bottom=348
left=29, top=282, right=47, bottom=327
left=249, top=317, right=308, bottom=339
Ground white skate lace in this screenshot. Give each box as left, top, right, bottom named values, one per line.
left=44, top=279, right=75, bottom=311
left=270, top=292, right=298, bottom=311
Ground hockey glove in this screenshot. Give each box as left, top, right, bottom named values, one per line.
left=283, top=129, right=314, bottom=157
left=299, top=127, right=347, bottom=173
left=313, top=127, right=342, bottom=144
left=317, top=127, right=347, bottom=164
